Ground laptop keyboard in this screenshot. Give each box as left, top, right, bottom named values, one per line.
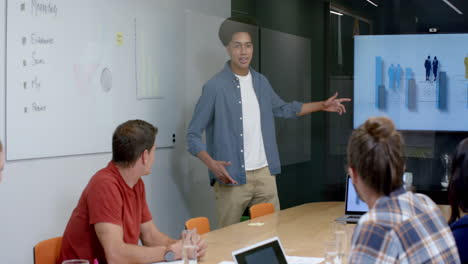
left=347, top=215, right=360, bottom=219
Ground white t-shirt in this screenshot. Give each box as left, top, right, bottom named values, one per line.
left=236, top=72, right=268, bottom=171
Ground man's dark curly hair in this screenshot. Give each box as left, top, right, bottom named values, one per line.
left=218, top=16, right=258, bottom=46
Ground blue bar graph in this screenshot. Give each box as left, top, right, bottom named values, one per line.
left=405, top=68, right=416, bottom=110
left=437, top=72, right=447, bottom=110
left=408, top=79, right=416, bottom=110
left=378, top=85, right=387, bottom=110
left=375, top=56, right=385, bottom=109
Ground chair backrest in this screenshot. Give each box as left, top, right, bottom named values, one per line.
left=185, top=217, right=210, bottom=235
left=34, top=236, right=62, bottom=264
left=249, top=203, right=275, bottom=219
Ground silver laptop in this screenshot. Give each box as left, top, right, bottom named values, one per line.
left=232, top=237, right=314, bottom=264
left=335, top=175, right=369, bottom=223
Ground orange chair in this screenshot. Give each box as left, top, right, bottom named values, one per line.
left=249, top=203, right=275, bottom=219
left=185, top=217, right=210, bottom=235
left=34, top=236, right=62, bottom=264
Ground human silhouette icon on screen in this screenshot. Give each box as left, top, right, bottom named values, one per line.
left=424, top=56, right=431, bottom=81
left=433, top=56, right=439, bottom=81
left=395, top=64, right=402, bottom=90
left=388, top=64, right=395, bottom=90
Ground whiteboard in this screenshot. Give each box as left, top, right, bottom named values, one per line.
left=6, top=0, right=180, bottom=160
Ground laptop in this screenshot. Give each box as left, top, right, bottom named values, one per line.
left=232, top=237, right=319, bottom=264
left=335, top=175, right=369, bottom=223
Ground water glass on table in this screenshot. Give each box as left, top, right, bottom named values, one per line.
left=324, top=240, right=339, bottom=264
left=403, top=172, right=413, bottom=190
left=334, top=221, right=348, bottom=262
left=182, top=229, right=198, bottom=264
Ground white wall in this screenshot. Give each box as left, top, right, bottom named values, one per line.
left=0, top=0, right=230, bottom=263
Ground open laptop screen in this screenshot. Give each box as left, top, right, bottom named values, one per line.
left=345, top=175, right=369, bottom=214
left=233, top=237, right=288, bottom=264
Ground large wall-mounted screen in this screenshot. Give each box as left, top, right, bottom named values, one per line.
left=354, top=34, right=468, bottom=131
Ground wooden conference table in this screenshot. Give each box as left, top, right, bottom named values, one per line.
left=199, top=202, right=451, bottom=264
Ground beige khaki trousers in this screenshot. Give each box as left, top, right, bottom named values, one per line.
left=213, top=166, right=280, bottom=228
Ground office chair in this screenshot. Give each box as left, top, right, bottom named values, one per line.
left=34, top=236, right=62, bottom=264
left=185, top=217, right=211, bottom=235
left=249, top=203, right=275, bottom=219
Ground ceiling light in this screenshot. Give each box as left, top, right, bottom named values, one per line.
left=330, top=10, right=343, bottom=16
left=442, top=0, right=463, bottom=15
left=366, top=0, right=378, bottom=7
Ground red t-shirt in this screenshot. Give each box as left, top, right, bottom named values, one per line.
left=58, top=162, right=152, bottom=264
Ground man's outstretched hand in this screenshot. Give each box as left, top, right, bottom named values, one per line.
left=323, top=92, right=351, bottom=115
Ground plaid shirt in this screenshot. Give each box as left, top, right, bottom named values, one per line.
left=349, top=187, right=460, bottom=263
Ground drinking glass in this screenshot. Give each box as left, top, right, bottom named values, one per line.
left=62, top=260, right=89, bottom=264
left=440, top=154, right=451, bottom=188
left=324, top=240, right=339, bottom=264
left=403, top=172, right=413, bottom=190
left=334, top=222, right=348, bottom=263
left=182, top=229, right=198, bottom=264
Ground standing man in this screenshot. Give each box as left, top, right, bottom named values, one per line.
left=186, top=17, right=351, bottom=227
left=433, top=56, right=439, bottom=81
left=425, top=56, right=432, bottom=81
left=59, top=120, right=206, bottom=263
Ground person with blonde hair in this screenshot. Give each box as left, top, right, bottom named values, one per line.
left=347, top=117, right=459, bottom=263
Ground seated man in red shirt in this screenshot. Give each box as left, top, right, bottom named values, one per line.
left=58, top=120, right=207, bottom=263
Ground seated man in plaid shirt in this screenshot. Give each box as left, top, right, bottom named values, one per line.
left=346, top=117, right=460, bottom=263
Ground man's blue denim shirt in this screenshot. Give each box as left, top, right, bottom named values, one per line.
left=187, top=62, right=303, bottom=185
